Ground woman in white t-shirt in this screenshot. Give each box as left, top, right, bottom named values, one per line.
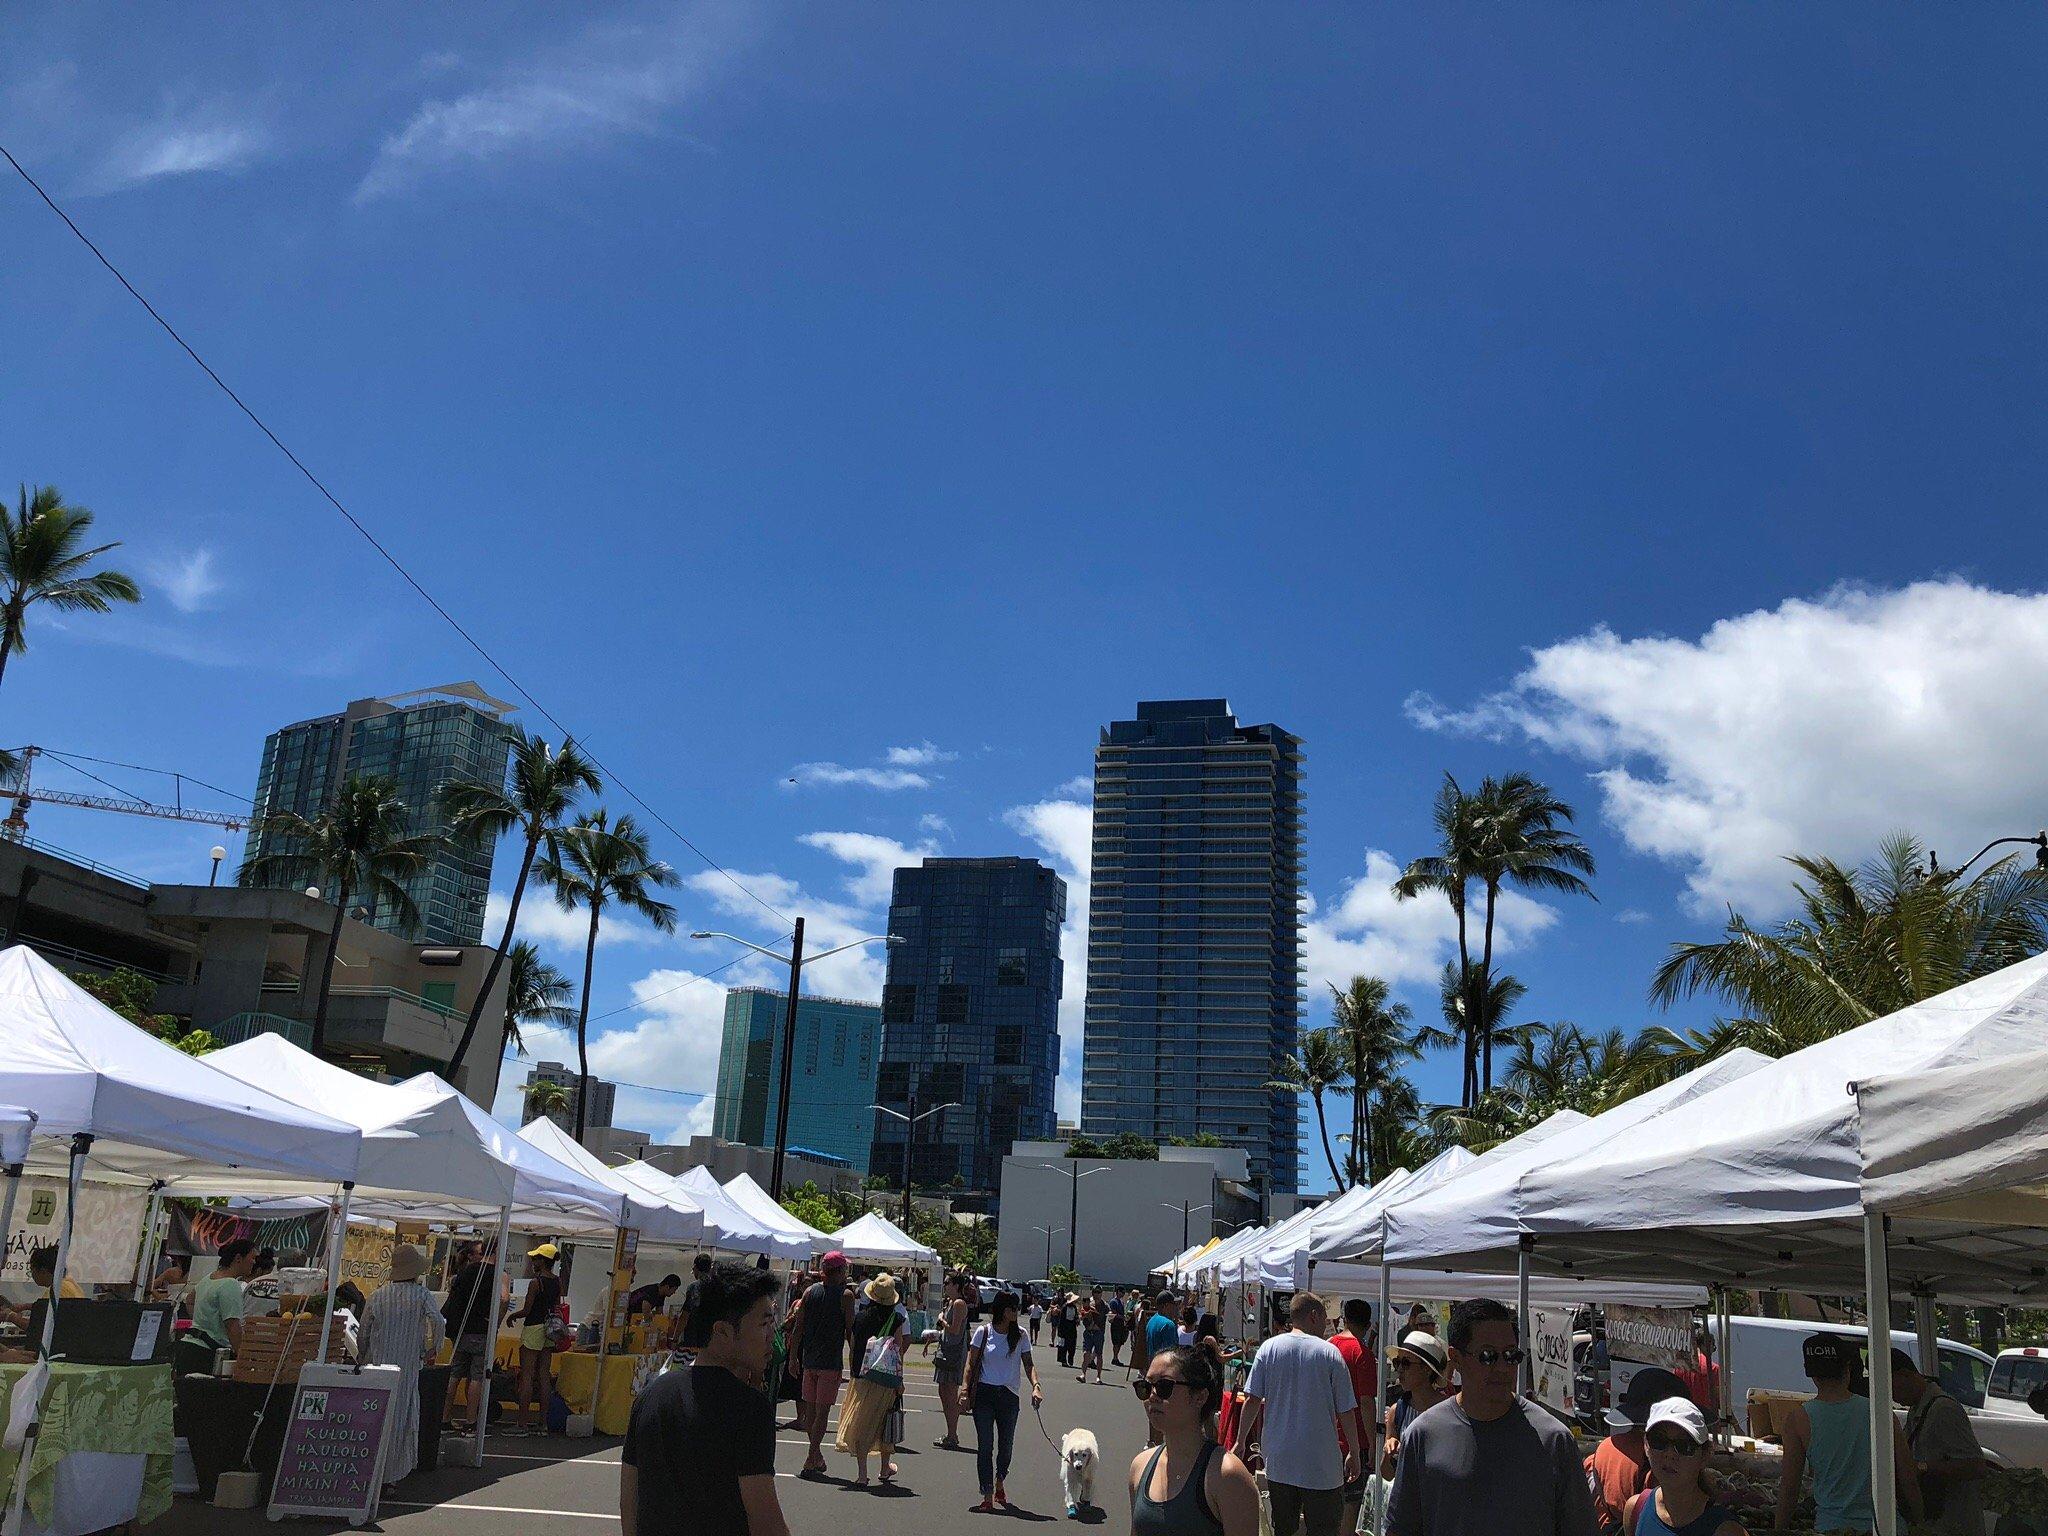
left=965, top=1292, right=1043, bottom=1512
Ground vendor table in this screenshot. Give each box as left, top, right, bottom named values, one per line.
left=0, top=1361, right=175, bottom=1536
left=175, top=1364, right=450, bottom=1500
left=485, top=1337, right=642, bottom=1435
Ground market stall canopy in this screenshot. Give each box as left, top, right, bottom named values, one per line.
left=515, top=1115, right=707, bottom=1244
left=1856, top=1046, right=2048, bottom=1224
left=1186, top=1221, right=1268, bottom=1285
left=1250, top=1166, right=1418, bottom=1291
left=1513, top=949, right=2048, bottom=1300
left=1222, top=1199, right=1321, bottom=1286
left=1312, top=1266, right=1709, bottom=1307
left=0, top=946, right=362, bottom=1186
left=829, top=1210, right=939, bottom=1266
left=0, top=1105, right=34, bottom=1166
left=722, top=1173, right=831, bottom=1252
left=1381, top=1048, right=1773, bottom=1271
left=611, top=1161, right=813, bottom=1258
left=1162, top=1237, right=1217, bottom=1282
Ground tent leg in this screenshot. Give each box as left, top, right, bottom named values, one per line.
left=1516, top=1236, right=1534, bottom=1396
left=1865, top=1212, right=1898, bottom=1536
left=0, top=1164, right=21, bottom=1271
left=317, top=1182, right=354, bottom=1365
left=134, top=1180, right=166, bottom=1301
left=6, top=1134, right=89, bottom=1536
left=1377, top=1263, right=1393, bottom=1417
left=1716, top=1285, right=1733, bottom=1446
left=470, top=1204, right=513, bottom=1469
left=1914, top=1289, right=1938, bottom=1375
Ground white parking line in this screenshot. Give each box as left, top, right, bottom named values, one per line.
left=386, top=1501, right=618, bottom=1519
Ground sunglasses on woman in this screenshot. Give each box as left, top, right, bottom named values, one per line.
left=1132, top=1378, right=1188, bottom=1401
left=1646, top=1433, right=1705, bottom=1455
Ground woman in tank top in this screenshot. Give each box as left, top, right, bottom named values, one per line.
left=932, top=1275, right=972, bottom=1449
left=1624, top=1398, right=1744, bottom=1536
left=1379, top=1329, right=1451, bottom=1479
left=1128, top=1346, right=1261, bottom=1536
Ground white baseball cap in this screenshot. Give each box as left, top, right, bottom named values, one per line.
left=1643, top=1396, right=1709, bottom=1447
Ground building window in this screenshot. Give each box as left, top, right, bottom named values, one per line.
left=996, top=948, right=1027, bottom=986
left=883, top=985, right=916, bottom=1024
left=937, top=985, right=969, bottom=1025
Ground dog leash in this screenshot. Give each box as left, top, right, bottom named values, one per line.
left=1031, top=1396, right=1063, bottom=1456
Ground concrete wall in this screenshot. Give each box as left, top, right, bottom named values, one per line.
left=997, top=1151, right=1250, bottom=1286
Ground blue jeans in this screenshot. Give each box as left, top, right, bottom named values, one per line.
left=972, top=1384, right=1020, bottom=1495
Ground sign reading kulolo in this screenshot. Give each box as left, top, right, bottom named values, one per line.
left=1604, top=1303, right=1695, bottom=1373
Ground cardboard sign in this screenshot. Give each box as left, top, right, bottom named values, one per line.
left=266, top=1362, right=401, bottom=1526
left=1531, top=1306, right=1577, bottom=1417
left=1606, top=1304, right=1695, bottom=1373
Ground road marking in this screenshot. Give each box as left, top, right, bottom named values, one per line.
left=386, top=1500, right=618, bottom=1520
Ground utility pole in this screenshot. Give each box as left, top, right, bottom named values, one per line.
left=900, top=1083, right=917, bottom=1225
left=769, top=917, right=805, bottom=1201
left=1069, top=1163, right=1081, bottom=1273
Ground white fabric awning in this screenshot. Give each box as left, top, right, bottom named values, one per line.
left=1510, top=950, right=2048, bottom=1300
left=0, top=1105, right=34, bottom=1167
left=1186, top=1222, right=1268, bottom=1285
left=0, top=947, right=363, bottom=1186
left=515, top=1116, right=707, bottom=1244
left=829, top=1210, right=938, bottom=1266
left=1312, top=1264, right=1708, bottom=1307
left=722, top=1173, right=830, bottom=1253
left=611, top=1161, right=814, bottom=1259
left=1856, top=1047, right=2048, bottom=1226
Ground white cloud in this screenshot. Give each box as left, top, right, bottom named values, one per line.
left=1303, top=849, right=1559, bottom=1000
left=786, top=762, right=931, bottom=791
left=1616, top=909, right=1652, bottom=925
left=885, top=742, right=957, bottom=767
left=796, top=831, right=936, bottom=908
left=918, top=813, right=951, bottom=838
left=483, top=888, right=671, bottom=955
left=150, top=549, right=225, bottom=614
left=1054, top=776, right=1093, bottom=800
left=88, top=121, right=267, bottom=193
left=685, top=867, right=889, bottom=999
left=356, top=3, right=752, bottom=201
left=1409, top=579, right=2048, bottom=916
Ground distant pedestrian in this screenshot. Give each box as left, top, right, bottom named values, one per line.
left=966, top=1292, right=1043, bottom=1512
left=933, top=1274, right=973, bottom=1450
left=358, top=1246, right=445, bottom=1484
left=440, top=1241, right=507, bottom=1433
left=1775, top=1332, right=1921, bottom=1533
left=1383, top=1297, right=1596, bottom=1536
left=1378, top=1330, right=1450, bottom=1481
left=1406, top=1303, right=1435, bottom=1337
left=1625, top=1397, right=1743, bottom=1536
left=1145, top=1291, right=1181, bottom=1365
left=1081, top=1289, right=1108, bottom=1384
left=1110, top=1291, right=1132, bottom=1366
left=510, top=1243, right=564, bottom=1437
left=836, top=1273, right=908, bottom=1487
left=1675, top=1327, right=1721, bottom=1418
left=1232, top=1293, right=1365, bottom=1536
left=1331, top=1299, right=1379, bottom=1536
left=785, top=1248, right=856, bottom=1478
left=678, top=1254, right=716, bottom=1352
left=1029, top=1296, right=1045, bottom=1345
left=1179, top=1304, right=1199, bottom=1349
left=1583, top=1366, right=1690, bottom=1536
left=621, top=1262, right=788, bottom=1536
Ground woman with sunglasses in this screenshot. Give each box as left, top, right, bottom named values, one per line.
left=965, top=1291, right=1043, bottom=1512
left=1129, top=1348, right=1262, bottom=1536
left=1379, top=1329, right=1451, bottom=1480
left=1622, top=1399, right=1743, bottom=1536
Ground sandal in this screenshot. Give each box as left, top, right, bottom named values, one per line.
left=974, top=1498, right=997, bottom=1513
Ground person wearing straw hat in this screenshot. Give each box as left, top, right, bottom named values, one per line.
left=359, top=1245, right=446, bottom=1484
left=1378, top=1329, right=1451, bottom=1480
left=836, top=1272, right=910, bottom=1487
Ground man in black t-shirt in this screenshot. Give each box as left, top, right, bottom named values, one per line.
left=622, top=1263, right=788, bottom=1536
left=626, top=1273, right=683, bottom=1332
left=678, top=1254, right=715, bottom=1351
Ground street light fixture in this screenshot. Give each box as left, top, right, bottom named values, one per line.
left=689, top=925, right=900, bottom=1199
left=1032, top=1162, right=1112, bottom=1274
left=1160, top=1200, right=1213, bottom=1251
left=872, top=1095, right=959, bottom=1224
left=1031, top=1224, right=1065, bottom=1281
left=208, top=845, right=227, bottom=886
left=1927, top=832, right=2048, bottom=882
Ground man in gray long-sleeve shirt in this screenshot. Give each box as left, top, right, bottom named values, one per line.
left=1385, top=1298, right=1596, bottom=1536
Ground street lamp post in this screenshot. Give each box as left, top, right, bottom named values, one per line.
left=1032, top=1224, right=1065, bottom=1281
left=871, top=1090, right=959, bottom=1224
left=208, top=845, right=227, bottom=886
left=1046, top=1162, right=1113, bottom=1275
left=1927, top=832, right=2048, bottom=882
left=1160, top=1201, right=1213, bottom=1252
left=690, top=925, right=897, bottom=1200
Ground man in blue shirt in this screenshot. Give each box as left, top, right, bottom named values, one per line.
left=1145, top=1293, right=1179, bottom=1363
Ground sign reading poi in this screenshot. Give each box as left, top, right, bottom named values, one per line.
left=266, top=1362, right=400, bottom=1526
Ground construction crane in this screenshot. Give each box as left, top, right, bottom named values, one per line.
left=0, top=746, right=245, bottom=841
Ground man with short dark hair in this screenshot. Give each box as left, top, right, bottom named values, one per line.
left=622, top=1263, right=787, bottom=1536
left=678, top=1254, right=715, bottom=1350
left=1384, top=1298, right=1596, bottom=1536
left=1776, top=1333, right=1920, bottom=1534
left=627, top=1273, right=683, bottom=1329
left=784, top=1250, right=854, bottom=1478
left=1891, top=1349, right=1985, bottom=1536
left=1233, top=1292, right=1365, bottom=1536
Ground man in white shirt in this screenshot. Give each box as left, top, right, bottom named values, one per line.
left=1233, top=1291, right=1365, bottom=1536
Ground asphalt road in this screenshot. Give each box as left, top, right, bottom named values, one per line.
left=157, top=1348, right=1157, bottom=1535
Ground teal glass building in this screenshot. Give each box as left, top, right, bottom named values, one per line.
left=713, top=988, right=883, bottom=1172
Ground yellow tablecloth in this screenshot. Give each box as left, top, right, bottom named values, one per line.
left=0, top=1362, right=175, bottom=1531
left=460, top=1340, right=641, bottom=1436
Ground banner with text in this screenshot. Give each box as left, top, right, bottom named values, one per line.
left=1531, top=1306, right=1577, bottom=1418
left=5, top=1181, right=149, bottom=1284
left=166, top=1202, right=329, bottom=1265
left=1605, top=1304, right=1695, bottom=1373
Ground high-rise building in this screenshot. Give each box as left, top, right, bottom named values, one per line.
left=872, top=857, right=1066, bottom=1195
left=714, top=988, right=882, bottom=1172
left=1080, top=699, right=1305, bottom=1191
left=245, top=683, right=517, bottom=946
left=520, top=1059, right=617, bottom=1142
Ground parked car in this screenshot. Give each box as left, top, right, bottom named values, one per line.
left=1979, top=1347, right=2048, bottom=1420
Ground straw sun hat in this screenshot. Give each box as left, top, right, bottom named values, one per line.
left=862, top=1273, right=900, bottom=1306
left=390, top=1245, right=428, bottom=1282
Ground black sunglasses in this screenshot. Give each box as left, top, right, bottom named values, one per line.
left=1465, top=1347, right=1527, bottom=1367
left=1132, top=1378, right=1188, bottom=1402
left=1646, top=1433, right=1705, bottom=1454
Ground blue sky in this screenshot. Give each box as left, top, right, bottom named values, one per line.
left=7, top=4, right=2048, bottom=1190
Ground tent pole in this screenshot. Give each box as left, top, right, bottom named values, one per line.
left=470, top=1203, right=513, bottom=1469
left=1865, top=1212, right=1898, bottom=1536
left=1913, top=1288, right=1937, bottom=1375
left=134, top=1179, right=166, bottom=1301
left=0, top=1162, right=22, bottom=1275
left=1715, top=1285, right=1733, bottom=1446
left=1516, top=1236, right=1534, bottom=1396
left=316, top=1181, right=354, bottom=1365
left=1377, top=1262, right=1393, bottom=1418
left=6, top=1133, right=89, bottom=1536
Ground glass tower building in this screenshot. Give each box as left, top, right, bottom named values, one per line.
left=245, top=682, right=517, bottom=947
left=713, top=987, right=883, bottom=1172
left=1080, top=699, right=1305, bottom=1191
left=872, top=857, right=1066, bottom=1195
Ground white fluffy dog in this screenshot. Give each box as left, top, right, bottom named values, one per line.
left=1059, top=1427, right=1100, bottom=1518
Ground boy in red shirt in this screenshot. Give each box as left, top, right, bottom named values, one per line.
left=1332, top=1298, right=1379, bottom=1536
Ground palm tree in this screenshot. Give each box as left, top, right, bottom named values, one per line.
left=1394, top=775, right=1487, bottom=1105
left=1, top=485, right=141, bottom=694
left=1267, top=1028, right=1352, bottom=1191
left=1329, top=975, right=1417, bottom=1185
left=239, top=775, right=438, bottom=1057
left=1465, top=774, right=1596, bottom=1093
left=523, top=1078, right=571, bottom=1122
left=1414, top=960, right=1534, bottom=1103
left=1647, top=831, right=2048, bottom=1064
left=439, top=732, right=600, bottom=1083
left=499, top=939, right=575, bottom=1061
left=536, top=809, right=678, bottom=1141
left=1504, top=1022, right=1664, bottom=1114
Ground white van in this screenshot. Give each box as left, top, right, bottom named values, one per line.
left=1724, top=1315, right=1993, bottom=1418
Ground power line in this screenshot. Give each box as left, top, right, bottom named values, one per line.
left=1, top=142, right=790, bottom=929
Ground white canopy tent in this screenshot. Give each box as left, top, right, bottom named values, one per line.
left=829, top=1210, right=939, bottom=1267
left=1252, top=1168, right=1417, bottom=1291
left=722, top=1173, right=831, bottom=1254
left=610, top=1161, right=814, bottom=1259
left=1185, top=1221, right=1268, bottom=1286
left=1160, top=1238, right=1214, bottom=1284
left=515, top=1116, right=708, bottom=1245
left=0, top=1105, right=34, bottom=1168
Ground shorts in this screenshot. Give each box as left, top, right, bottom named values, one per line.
left=934, top=1358, right=964, bottom=1388
left=450, top=1334, right=490, bottom=1379
left=520, top=1324, right=547, bottom=1352
left=801, top=1368, right=844, bottom=1407
left=1083, top=1331, right=1105, bottom=1352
